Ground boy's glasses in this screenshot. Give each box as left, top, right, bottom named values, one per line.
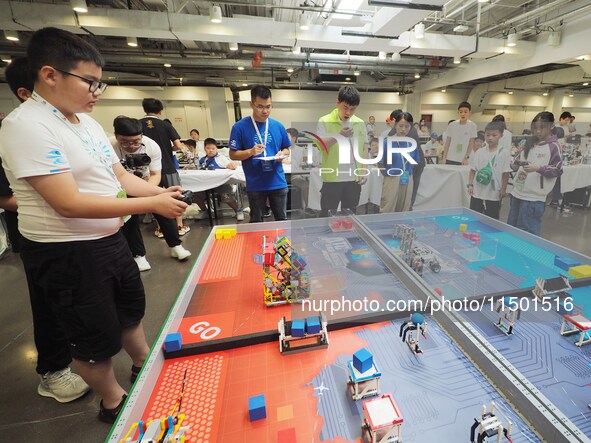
left=254, top=104, right=272, bottom=111
left=53, top=67, right=108, bottom=93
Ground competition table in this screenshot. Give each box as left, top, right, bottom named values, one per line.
left=178, top=164, right=296, bottom=192
left=107, top=209, right=591, bottom=443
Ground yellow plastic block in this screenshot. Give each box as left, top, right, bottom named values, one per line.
left=568, top=264, right=591, bottom=279
left=215, top=228, right=237, bottom=240
left=459, top=223, right=467, bottom=232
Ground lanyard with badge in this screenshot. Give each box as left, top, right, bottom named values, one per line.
left=251, top=116, right=273, bottom=172
left=395, top=139, right=410, bottom=184
left=31, top=91, right=130, bottom=221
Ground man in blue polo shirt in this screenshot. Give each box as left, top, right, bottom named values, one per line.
left=229, top=85, right=291, bottom=222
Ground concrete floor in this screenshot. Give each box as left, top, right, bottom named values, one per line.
left=0, top=205, right=590, bottom=442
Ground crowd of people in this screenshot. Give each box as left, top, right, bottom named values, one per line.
left=0, top=26, right=573, bottom=426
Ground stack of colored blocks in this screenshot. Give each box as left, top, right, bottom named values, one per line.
left=353, top=348, right=373, bottom=373
left=215, top=228, right=236, bottom=239
left=554, top=255, right=580, bottom=272
left=306, top=316, right=320, bottom=334
left=248, top=394, right=266, bottom=421
left=291, top=319, right=305, bottom=338
left=163, top=332, right=182, bottom=352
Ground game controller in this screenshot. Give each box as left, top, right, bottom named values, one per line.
left=178, top=190, right=193, bottom=205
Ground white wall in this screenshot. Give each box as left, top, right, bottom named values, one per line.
left=0, top=83, right=588, bottom=138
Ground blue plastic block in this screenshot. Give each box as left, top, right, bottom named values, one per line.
left=306, top=316, right=321, bottom=334
left=554, top=256, right=580, bottom=271
left=163, top=332, right=182, bottom=352
left=248, top=394, right=266, bottom=421
left=291, top=319, right=305, bottom=338
left=353, top=348, right=373, bottom=373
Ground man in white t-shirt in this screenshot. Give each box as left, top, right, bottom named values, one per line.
left=467, top=121, right=512, bottom=219
left=0, top=27, right=188, bottom=424
left=442, top=102, right=478, bottom=165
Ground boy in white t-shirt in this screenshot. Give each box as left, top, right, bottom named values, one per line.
left=0, top=28, right=188, bottom=423
left=442, top=101, right=478, bottom=165
left=467, top=121, right=512, bottom=219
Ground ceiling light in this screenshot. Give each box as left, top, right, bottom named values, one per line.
left=299, top=14, right=310, bottom=31
left=237, top=66, right=245, bottom=71
left=242, top=83, right=248, bottom=87
left=127, top=37, right=138, bottom=47
left=414, top=73, right=421, bottom=79
left=391, top=52, right=401, bottom=62
left=354, top=70, right=360, bottom=76
left=414, top=22, right=425, bottom=39
left=70, top=0, right=88, bottom=13
left=547, top=31, right=561, bottom=47
left=507, top=32, right=518, bottom=47
left=163, top=63, right=172, bottom=68
left=508, top=91, right=514, bottom=95
left=542, top=90, right=549, bottom=96
left=287, top=67, right=294, bottom=73
left=478, top=0, right=489, bottom=3
left=345, top=77, right=351, bottom=81
left=441, top=88, right=446, bottom=93
left=568, top=91, right=574, bottom=97
left=453, top=24, right=469, bottom=33
left=1, top=55, right=11, bottom=63
left=378, top=51, right=386, bottom=60
left=4, top=30, right=19, bottom=41
left=229, top=42, right=238, bottom=51
left=453, top=56, right=461, bottom=64
left=583, top=82, right=590, bottom=86
left=292, top=46, right=301, bottom=54
left=210, top=5, right=222, bottom=23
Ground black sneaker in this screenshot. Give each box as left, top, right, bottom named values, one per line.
left=98, top=394, right=127, bottom=424
left=130, top=365, right=141, bottom=383
left=263, top=206, right=272, bottom=217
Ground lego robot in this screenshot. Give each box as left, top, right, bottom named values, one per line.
left=469, top=402, right=513, bottom=443
left=495, top=296, right=521, bottom=335
left=399, top=313, right=427, bottom=354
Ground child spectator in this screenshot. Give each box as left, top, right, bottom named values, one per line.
left=379, top=111, right=421, bottom=212
left=507, top=112, right=563, bottom=235
left=474, top=131, right=485, bottom=151
left=467, top=121, right=511, bottom=219
left=442, top=101, right=477, bottom=165
left=369, top=137, right=380, bottom=158
left=193, top=138, right=244, bottom=221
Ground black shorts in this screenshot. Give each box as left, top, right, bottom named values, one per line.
left=20, top=231, right=145, bottom=362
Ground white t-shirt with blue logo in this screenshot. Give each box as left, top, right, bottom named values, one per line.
left=229, top=117, right=291, bottom=192
left=0, top=99, right=122, bottom=242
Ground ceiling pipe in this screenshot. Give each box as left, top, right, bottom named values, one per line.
left=104, top=57, right=434, bottom=75
left=478, top=0, right=569, bottom=37
left=101, top=51, right=435, bottom=69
